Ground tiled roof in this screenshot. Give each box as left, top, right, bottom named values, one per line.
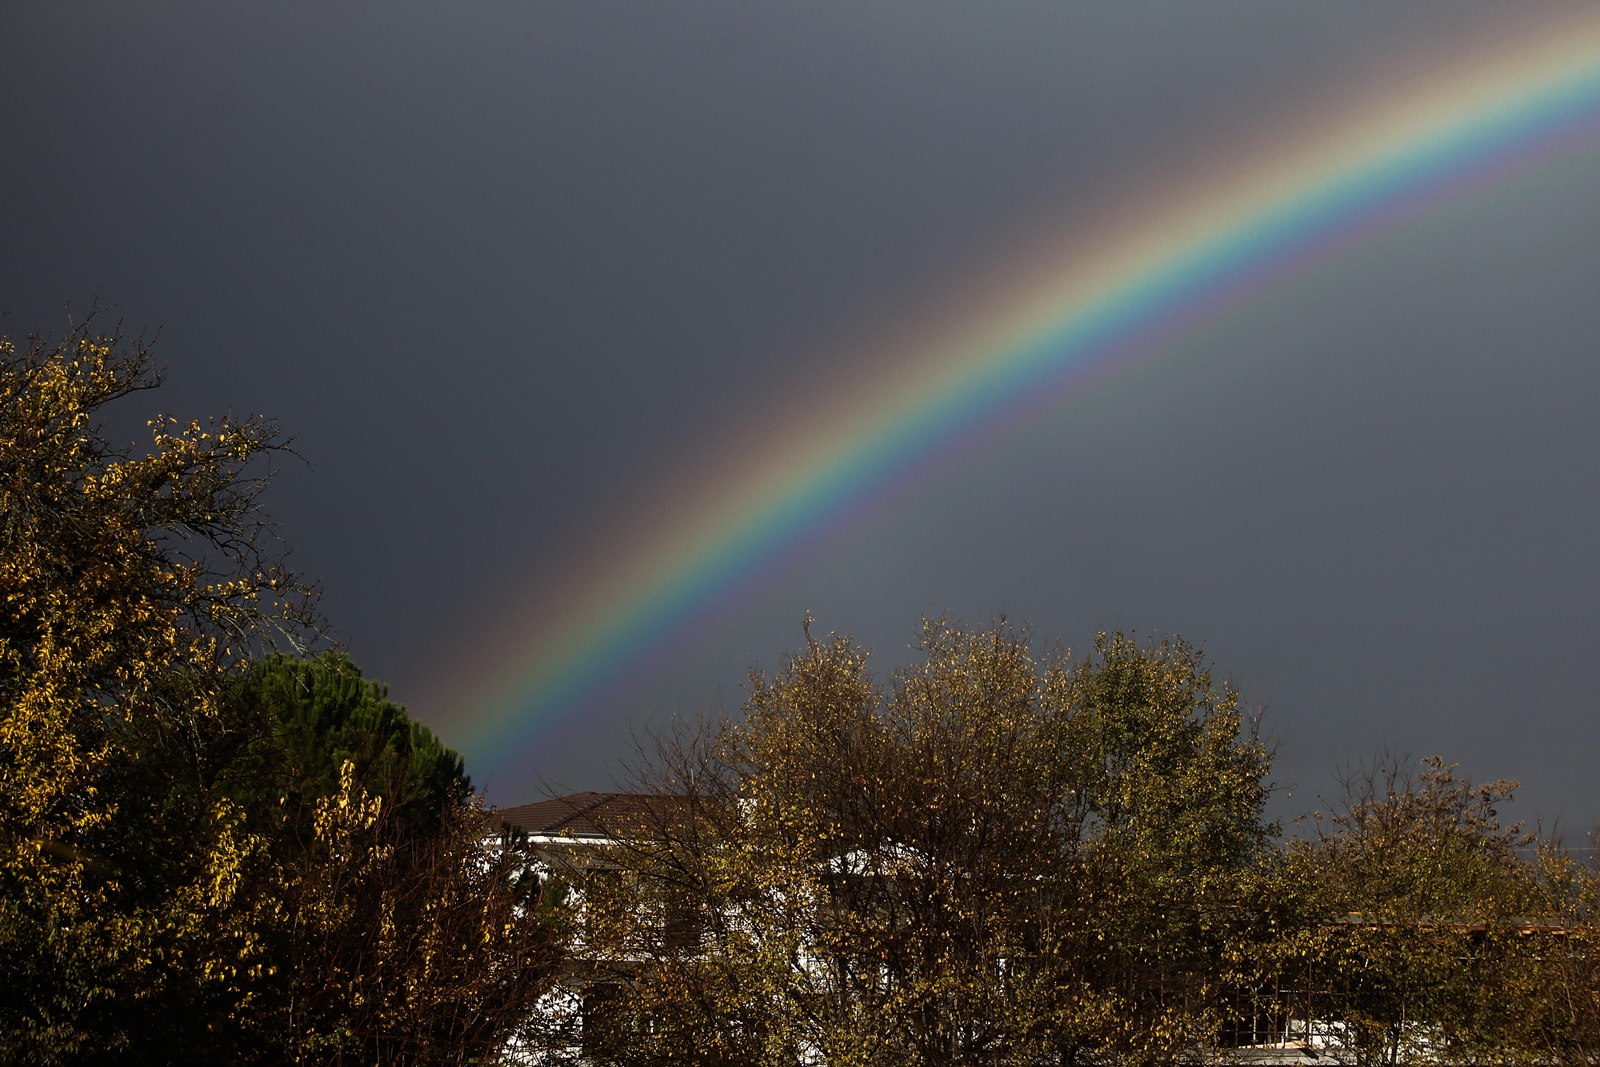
left=495, top=791, right=671, bottom=839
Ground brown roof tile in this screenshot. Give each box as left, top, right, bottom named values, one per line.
left=495, top=792, right=674, bottom=839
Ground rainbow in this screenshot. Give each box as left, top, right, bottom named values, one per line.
left=444, top=13, right=1600, bottom=784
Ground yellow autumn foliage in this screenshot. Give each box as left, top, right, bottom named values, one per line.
left=2, top=321, right=568, bottom=1065
left=0, top=318, right=319, bottom=1060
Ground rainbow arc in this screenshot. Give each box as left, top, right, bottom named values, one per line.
left=444, top=13, right=1600, bottom=783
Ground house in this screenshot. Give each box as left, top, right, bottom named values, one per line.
left=497, top=794, right=1566, bottom=1065
left=499, top=791, right=664, bottom=847
left=496, top=793, right=699, bottom=1061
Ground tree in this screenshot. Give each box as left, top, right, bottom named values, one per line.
left=585, top=620, right=1276, bottom=1066
left=203, top=652, right=568, bottom=1065
left=220, top=651, right=473, bottom=838
left=1009, top=629, right=1279, bottom=1065
left=1519, top=842, right=1600, bottom=1066
left=1267, top=754, right=1549, bottom=1066
left=0, top=317, right=319, bottom=1061
left=0, top=319, right=567, bottom=1064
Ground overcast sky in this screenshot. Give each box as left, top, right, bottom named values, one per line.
left=5, top=2, right=1599, bottom=828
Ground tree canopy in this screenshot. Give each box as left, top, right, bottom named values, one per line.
left=579, top=620, right=1277, bottom=1067
left=222, top=651, right=471, bottom=834
left=558, top=621, right=1600, bottom=1067
left=0, top=319, right=318, bottom=1060
left=0, top=320, right=565, bottom=1065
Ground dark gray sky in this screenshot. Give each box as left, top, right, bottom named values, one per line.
left=5, top=2, right=1599, bottom=828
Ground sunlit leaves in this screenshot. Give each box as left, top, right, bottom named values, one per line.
left=0, top=318, right=319, bottom=1060
left=1, top=321, right=567, bottom=1063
